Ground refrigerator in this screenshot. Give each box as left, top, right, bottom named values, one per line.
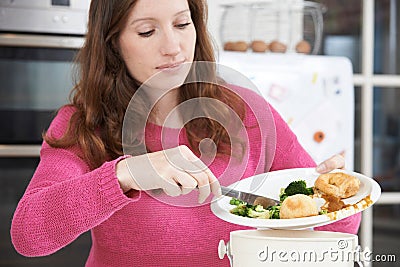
left=217, top=51, right=355, bottom=170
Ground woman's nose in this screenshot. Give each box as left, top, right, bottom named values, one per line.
left=160, top=31, right=181, bottom=56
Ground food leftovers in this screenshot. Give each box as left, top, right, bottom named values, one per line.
left=229, top=172, right=361, bottom=219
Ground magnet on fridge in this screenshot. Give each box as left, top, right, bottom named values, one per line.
left=313, top=131, right=325, bottom=143
left=268, top=83, right=287, bottom=101
left=312, top=72, right=318, bottom=84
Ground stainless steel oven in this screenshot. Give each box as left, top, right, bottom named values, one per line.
left=0, top=0, right=90, bottom=156
left=0, top=34, right=83, bottom=156
left=0, top=1, right=92, bottom=265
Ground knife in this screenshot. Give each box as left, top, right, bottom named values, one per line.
left=221, top=186, right=280, bottom=208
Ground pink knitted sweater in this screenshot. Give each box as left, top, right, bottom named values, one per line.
left=11, top=86, right=361, bottom=266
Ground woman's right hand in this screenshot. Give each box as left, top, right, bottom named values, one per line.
left=116, top=145, right=221, bottom=203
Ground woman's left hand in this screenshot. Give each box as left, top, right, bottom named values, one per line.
left=315, top=153, right=345, bottom=173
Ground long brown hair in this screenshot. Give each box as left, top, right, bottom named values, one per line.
left=45, top=0, right=245, bottom=169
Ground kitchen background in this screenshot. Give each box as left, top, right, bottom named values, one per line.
left=0, top=0, right=399, bottom=266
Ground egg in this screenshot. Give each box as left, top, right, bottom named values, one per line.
left=223, top=42, right=235, bottom=51
left=269, top=40, right=287, bottom=53
left=296, top=40, right=312, bottom=54
left=251, top=40, right=269, bottom=53
left=232, top=41, right=249, bottom=52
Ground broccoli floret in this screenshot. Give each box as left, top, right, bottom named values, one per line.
left=230, top=204, right=249, bottom=217
left=285, top=180, right=308, bottom=195
left=254, top=204, right=265, bottom=212
left=229, top=198, right=251, bottom=217
left=229, top=198, right=281, bottom=219
left=229, top=199, right=271, bottom=219
left=247, top=207, right=270, bottom=219
left=267, top=205, right=281, bottom=219
left=279, top=180, right=314, bottom=202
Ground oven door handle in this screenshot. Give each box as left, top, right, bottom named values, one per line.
left=0, top=145, right=41, bottom=157
left=0, top=33, right=84, bottom=49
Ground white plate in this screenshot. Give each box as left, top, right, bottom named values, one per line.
left=211, top=168, right=381, bottom=230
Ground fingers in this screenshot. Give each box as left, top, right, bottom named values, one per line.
left=183, top=150, right=222, bottom=203
left=173, top=174, right=197, bottom=195
left=210, top=179, right=222, bottom=198
left=162, top=167, right=215, bottom=203
left=176, top=158, right=217, bottom=203
left=161, top=179, right=182, bottom=197
left=316, top=154, right=345, bottom=173
left=159, top=146, right=220, bottom=203
left=191, top=159, right=222, bottom=198
left=189, top=172, right=211, bottom=203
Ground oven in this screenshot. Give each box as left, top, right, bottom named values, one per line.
left=0, top=34, right=81, bottom=154
left=0, top=1, right=92, bottom=265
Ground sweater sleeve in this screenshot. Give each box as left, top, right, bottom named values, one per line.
left=11, top=106, right=139, bottom=257
left=268, top=104, right=361, bottom=234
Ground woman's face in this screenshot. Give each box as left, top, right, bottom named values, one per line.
left=118, top=0, right=196, bottom=87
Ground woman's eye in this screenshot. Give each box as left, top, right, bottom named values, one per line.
left=176, top=22, right=191, bottom=29
left=138, top=30, right=155, bottom=37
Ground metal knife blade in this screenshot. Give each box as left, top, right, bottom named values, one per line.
left=221, top=186, right=280, bottom=208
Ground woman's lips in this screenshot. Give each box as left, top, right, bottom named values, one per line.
left=156, top=61, right=185, bottom=72
left=150, top=61, right=192, bottom=89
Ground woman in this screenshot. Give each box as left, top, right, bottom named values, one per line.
left=11, top=0, right=361, bottom=266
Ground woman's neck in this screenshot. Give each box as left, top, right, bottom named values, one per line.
left=149, top=88, right=183, bottom=128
